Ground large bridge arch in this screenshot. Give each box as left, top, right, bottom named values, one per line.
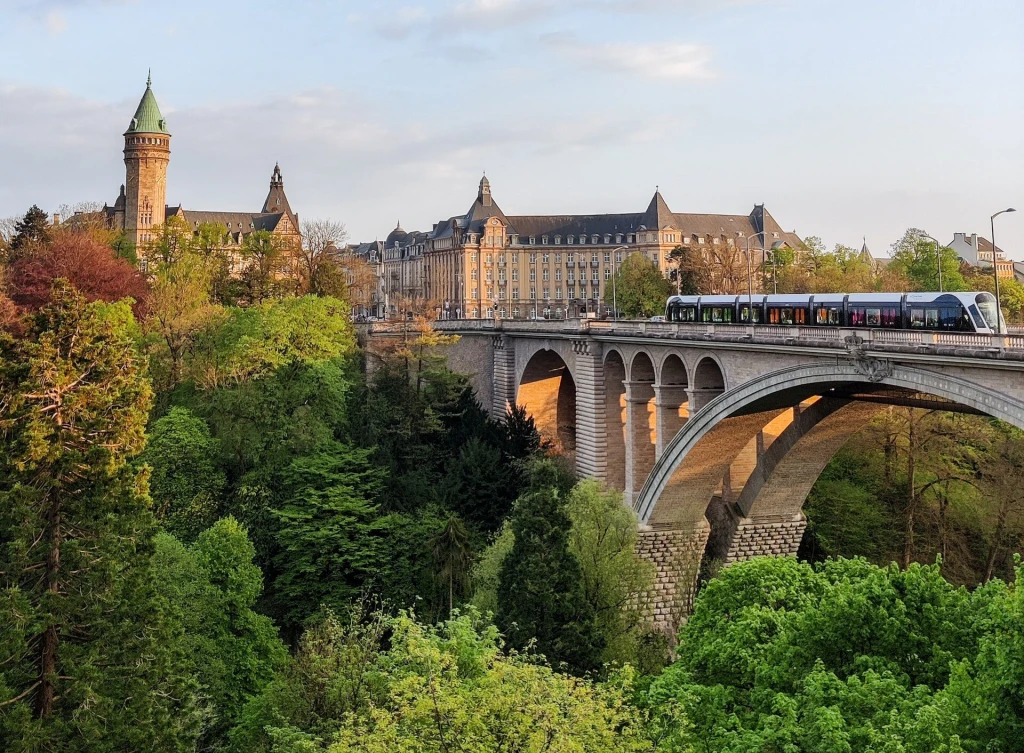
left=516, top=348, right=577, bottom=454
left=631, top=360, right=1024, bottom=633
left=638, top=361, right=1024, bottom=528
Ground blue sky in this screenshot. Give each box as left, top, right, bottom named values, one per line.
left=1, top=0, right=1022, bottom=257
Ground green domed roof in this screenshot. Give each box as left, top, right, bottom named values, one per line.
left=125, top=72, right=169, bottom=135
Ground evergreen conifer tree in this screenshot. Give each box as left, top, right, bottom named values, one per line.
left=0, top=283, right=200, bottom=751
left=9, top=204, right=50, bottom=254
left=496, top=460, right=603, bottom=675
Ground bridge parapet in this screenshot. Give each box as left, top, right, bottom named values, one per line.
left=423, top=319, right=1024, bottom=356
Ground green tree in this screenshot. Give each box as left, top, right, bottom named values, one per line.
left=146, top=246, right=223, bottom=390
left=0, top=283, right=200, bottom=751
left=154, top=519, right=287, bottom=749
left=431, top=514, right=474, bottom=617
left=889, top=228, right=967, bottom=292
left=603, top=253, right=673, bottom=318
left=329, top=612, right=653, bottom=753
left=240, top=230, right=290, bottom=303
left=496, top=461, right=603, bottom=675
left=441, top=436, right=515, bottom=533
left=270, top=443, right=386, bottom=631
left=667, top=245, right=699, bottom=295
left=8, top=204, right=50, bottom=256
left=566, top=480, right=656, bottom=667
left=140, top=407, right=226, bottom=541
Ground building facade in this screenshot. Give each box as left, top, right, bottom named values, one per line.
left=360, top=176, right=801, bottom=320
left=948, top=232, right=1015, bottom=280
left=104, top=75, right=300, bottom=256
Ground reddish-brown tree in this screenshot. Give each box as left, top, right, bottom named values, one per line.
left=8, top=232, right=149, bottom=316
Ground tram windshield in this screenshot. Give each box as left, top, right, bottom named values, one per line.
left=976, top=293, right=1003, bottom=331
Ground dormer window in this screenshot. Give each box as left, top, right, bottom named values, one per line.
left=554, top=236, right=561, bottom=245
left=627, top=234, right=634, bottom=243
left=529, top=236, right=536, bottom=245
left=567, top=235, right=573, bottom=244
left=773, top=232, right=780, bottom=239
left=698, top=237, right=705, bottom=244
left=542, top=236, right=548, bottom=245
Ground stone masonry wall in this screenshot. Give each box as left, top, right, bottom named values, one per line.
left=723, top=515, right=806, bottom=564
left=636, top=524, right=710, bottom=636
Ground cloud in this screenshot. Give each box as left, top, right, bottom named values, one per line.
left=0, top=82, right=676, bottom=236
left=44, top=9, right=67, bottom=33
left=542, top=32, right=713, bottom=79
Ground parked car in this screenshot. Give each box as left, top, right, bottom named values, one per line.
left=649, top=315, right=666, bottom=322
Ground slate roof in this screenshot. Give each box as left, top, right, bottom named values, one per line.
left=171, top=209, right=286, bottom=233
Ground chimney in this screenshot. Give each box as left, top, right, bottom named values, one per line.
left=971, top=233, right=978, bottom=250
left=52, top=212, right=61, bottom=226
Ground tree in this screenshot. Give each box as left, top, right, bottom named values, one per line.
left=235, top=609, right=653, bottom=753
left=666, top=245, right=699, bottom=295
left=140, top=407, right=226, bottom=541
left=328, top=612, right=653, bottom=753
left=566, top=480, right=656, bottom=667
left=7, top=204, right=50, bottom=256
left=239, top=230, right=290, bottom=303
left=146, top=248, right=223, bottom=389
left=8, top=232, right=149, bottom=316
left=677, top=236, right=748, bottom=295
left=645, top=557, right=1001, bottom=752
left=270, top=443, right=387, bottom=631
left=299, top=218, right=349, bottom=295
left=430, top=514, right=474, bottom=617
left=496, top=461, right=603, bottom=675
left=889, top=228, right=967, bottom=292
left=154, top=519, right=287, bottom=750
left=0, top=283, right=200, bottom=751
left=604, top=252, right=672, bottom=318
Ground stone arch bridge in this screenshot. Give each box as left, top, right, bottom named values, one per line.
left=370, top=319, right=1024, bottom=631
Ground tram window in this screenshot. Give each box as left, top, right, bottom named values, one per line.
left=866, top=308, right=881, bottom=326
left=740, top=305, right=762, bottom=323
left=681, top=306, right=696, bottom=322
left=814, top=307, right=841, bottom=325
left=910, top=309, right=925, bottom=328
left=926, top=309, right=938, bottom=328
left=702, top=306, right=734, bottom=323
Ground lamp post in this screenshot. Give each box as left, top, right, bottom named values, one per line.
left=740, top=232, right=767, bottom=319
left=990, top=208, right=1016, bottom=334
left=608, top=245, right=629, bottom=319
left=918, top=233, right=944, bottom=292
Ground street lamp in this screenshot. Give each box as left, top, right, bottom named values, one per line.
left=918, top=233, right=945, bottom=292
left=608, top=245, right=629, bottom=319
left=990, top=208, right=1016, bottom=334
left=740, top=232, right=768, bottom=317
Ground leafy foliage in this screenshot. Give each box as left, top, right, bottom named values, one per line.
left=154, top=519, right=287, bottom=749
left=603, top=252, right=673, bottom=318
left=0, top=284, right=200, bottom=751
left=497, top=461, right=603, bottom=675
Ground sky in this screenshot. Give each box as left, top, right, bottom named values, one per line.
left=1, top=0, right=1022, bottom=259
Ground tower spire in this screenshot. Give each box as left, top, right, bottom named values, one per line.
left=147, top=68, right=152, bottom=88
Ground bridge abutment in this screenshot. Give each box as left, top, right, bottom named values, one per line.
left=573, top=343, right=608, bottom=479
left=636, top=523, right=710, bottom=635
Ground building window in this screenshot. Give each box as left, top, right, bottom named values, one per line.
left=556, top=288, right=563, bottom=299
left=627, top=234, right=634, bottom=243
left=592, top=270, right=599, bottom=281
left=568, top=286, right=575, bottom=299
left=543, top=269, right=549, bottom=281
left=568, top=270, right=575, bottom=281
left=543, top=289, right=550, bottom=300
left=471, top=269, right=478, bottom=281
left=604, top=235, right=611, bottom=243
left=591, top=253, right=599, bottom=262
left=530, top=269, right=536, bottom=281
left=567, top=235, right=573, bottom=244
left=471, top=253, right=478, bottom=261
left=542, top=236, right=549, bottom=245
left=530, top=287, right=537, bottom=299
left=543, top=253, right=550, bottom=263
left=513, top=254, right=519, bottom=264
left=512, top=269, right=519, bottom=281
left=698, top=237, right=705, bottom=245
left=616, top=234, right=622, bottom=243
left=567, top=253, right=575, bottom=263
left=529, top=236, right=536, bottom=245
left=592, top=235, right=599, bottom=244
left=604, top=253, right=610, bottom=263
left=554, top=236, right=561, bottom=245
left=555, top=269, right=562, bottom=281
left=530, top=253, right=537, bottom=263
left=512, top=288, right=519, bottom=299
left=513, top=307, right=520, bottom=318
left=605, top=268, right=611, bottom=280
left=472, top=288, right=478, bottom=297
left=486, top=270, right=492, bottom=282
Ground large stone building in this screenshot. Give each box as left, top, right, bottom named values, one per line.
left=360, top=176, right=801, bottom=320
left=104, top=75, right=300, bottom=255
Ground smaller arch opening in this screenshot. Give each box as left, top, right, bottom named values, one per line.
left=694, top=357, right=725, bottom=391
